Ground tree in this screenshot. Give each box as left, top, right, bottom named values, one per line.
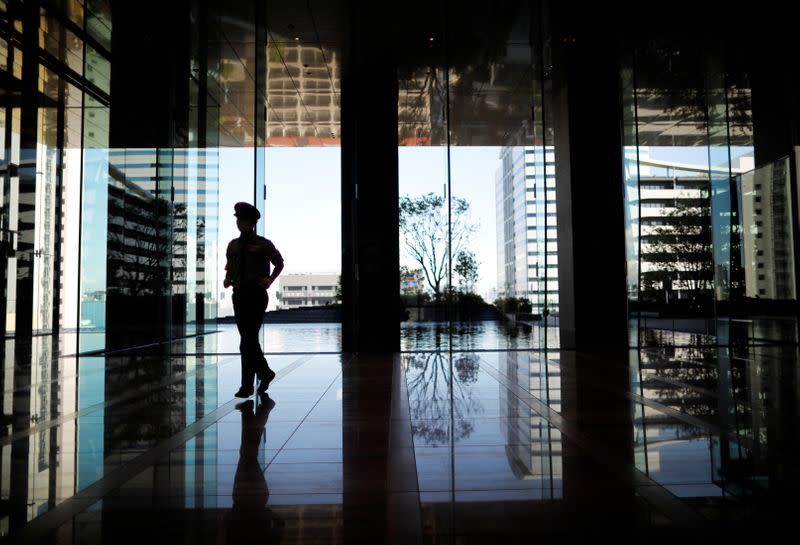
left=399, top=192, right=478, bottom=300
left=334, top=275, right=342, bottom=304
left=643, top=200, right=713, bottom=303
left=454, top=249, right=479, bottom=293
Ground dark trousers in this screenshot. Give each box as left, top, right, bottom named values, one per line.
left=232, top=285, right=270, bottom=388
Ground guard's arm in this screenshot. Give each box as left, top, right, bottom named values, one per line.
left=259, top=243, right=284, bottom=288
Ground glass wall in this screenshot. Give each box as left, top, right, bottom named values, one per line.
left=1, top=1, right=227, bottom=354
left=0, top=1, right=110, bottom=349
left=397, top=18, right=451, bottom=349
left=79, top=96, right=109, bottom=352
left=398, top=3, right=558, bottom=351
left=622, top=43, right=797, bottom=347
left=82, top=1, right=226, bottom=354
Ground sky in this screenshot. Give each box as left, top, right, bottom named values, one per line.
left=218, top=146, right=504, bottom=314
left=218, top=147, right=342, bottom=313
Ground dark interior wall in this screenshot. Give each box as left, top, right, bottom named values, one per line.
left=110, top=0, right=191, bottom=149
left=341, top=2, right=401, bottom=353
left=550, top=4, right=628, bottom=351
left=106, top=1, right=193, bottom=349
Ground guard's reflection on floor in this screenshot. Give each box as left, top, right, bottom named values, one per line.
left=226, top=394, right=284, bottom=544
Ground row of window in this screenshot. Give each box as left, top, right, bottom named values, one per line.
left=283, top=285, right=336, bottom=291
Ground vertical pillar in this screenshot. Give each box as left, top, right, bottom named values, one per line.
left=550, top=9, right=628, bottom=352
left=549, top=8, right=635, bottom=524
left=341, top=4, right=400, bottom=353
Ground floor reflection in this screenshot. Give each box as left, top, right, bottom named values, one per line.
left=0, top=334, right=798, bottom=542
left=400, top=320, right=561, bottom=351
left=633, top=344, right=800, bottom=502
left=226, top=395, right=284, bottom=544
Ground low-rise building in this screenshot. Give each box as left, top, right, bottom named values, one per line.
left=276, top=273, right=339, bottom=309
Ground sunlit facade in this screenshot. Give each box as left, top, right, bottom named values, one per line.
left=496, top=146, right=558, bottom=315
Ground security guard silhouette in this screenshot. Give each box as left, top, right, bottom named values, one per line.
left=224, top=202, right=284, bottom=398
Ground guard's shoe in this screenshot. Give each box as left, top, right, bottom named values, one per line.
left=257, top=392, right=276, bottom=412
left=234, top=386, right=254, bottom=398
left=257, top=368, right=277, bottom=393
left=235, top=399, right=254, bottom=412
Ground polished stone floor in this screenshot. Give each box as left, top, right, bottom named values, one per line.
left=1, top=333, right=798, bottom=543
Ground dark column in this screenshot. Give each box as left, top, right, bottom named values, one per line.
left=549, top=9, right=636, bottom=523
left=341, top=355, right=391, bottom=543
left=8, top=342, right=32, bottom=532
left=550, top=8, right=628, bottom=352
left=110, top=1, right=190, bottom=150
left=13, top=0, right=41, bottom=338
left=560, top=352, right=636, bottom=530
left=341, top=5, right=400, bottom=353
left=108, top=1, right=191, bottom=349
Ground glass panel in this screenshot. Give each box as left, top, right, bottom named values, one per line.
left=630, top=43, right=715, bottom=347
left=398, top=83, right=451, bottom=350
left=213, top=2, right=343, bottom=353
left=621, top=59, right=641, bottom=347
left=106, top=148, right=172, bottom=348
left=85, top=0, right=111, bottom=52
left=449, top=4, right=558, bottom=349
left=39, top=8, right=84, bottom=74
left=33, top=69, right=60, bottom=333
left=84, top=45, right=110, bottom=94
left=399, top=3, right=557, bottom=351
left=51, top=0, right=85, bottom=27
left=1, top=105, right=20, bottom=336
left=200, top=148, right=219, bottom=332
left=623, top=44, right=788, bottom=348
left=447, top=4, right=553, bottom=351
left=532, top=17, right=558, bottom=352
left=79, top=95, right=109, bottom=352
left=0, top=36, right=8, bottom=72
left=397, top=7, right=450, bottom=350
left=59, top=79, right=83, bottom=334
left=737, top=157, right=797, bottom=343
left=203, top=32, right=221, bottom=334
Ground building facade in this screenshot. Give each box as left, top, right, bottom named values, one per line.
left=495, top=146, right=558, bottom=315
left=276, top=272, right=339, bottom=309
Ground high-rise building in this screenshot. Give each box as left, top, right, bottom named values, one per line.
left=739, top=157, right=796, bottom=300
left=495, top=146, right=558, bottom=315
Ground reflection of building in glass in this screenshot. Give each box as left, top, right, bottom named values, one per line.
left=398, top=68, right=443, bottom=146
left=495, top=146, right=558, bottom=315
left=636, top=150, right=752, bottom=302
left=266, top=41, right=340, bottom=145
left=738, top=157, right=796, bottom=300
left=276, top=272, right=339, bottom=309
left=107, top=149, right=219, bottom=337
left=500, top=351, right=562, bottom=496
left=633, top=346, right=773, bottom=496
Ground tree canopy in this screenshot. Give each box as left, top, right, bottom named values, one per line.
left=399, top=192, right=478, bottom=298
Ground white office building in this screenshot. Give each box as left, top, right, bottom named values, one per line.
left=276, top=273, right=339, bottom=309
left=495, top=146, right=558, bottom=315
